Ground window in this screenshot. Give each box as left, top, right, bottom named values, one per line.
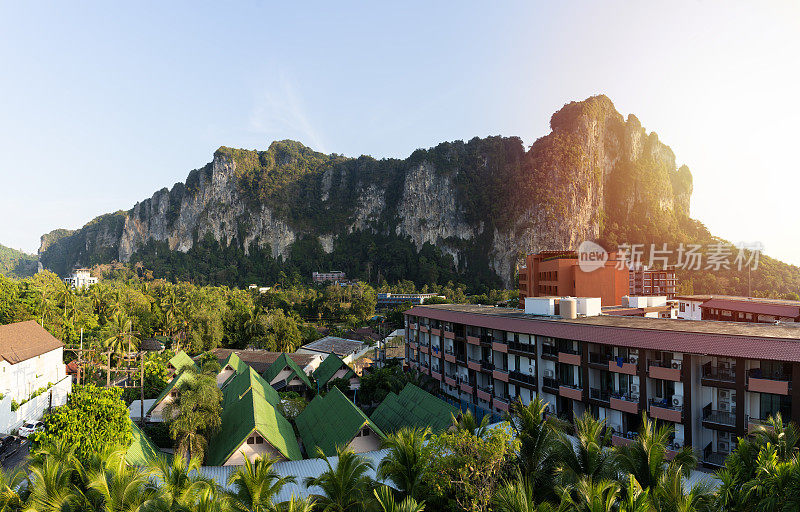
left=247, top=437, right=255, bottom=445
left=255, top=437, right=263, bottom=444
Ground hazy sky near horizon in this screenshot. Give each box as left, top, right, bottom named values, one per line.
left=2, top=1, right=799, bottom=266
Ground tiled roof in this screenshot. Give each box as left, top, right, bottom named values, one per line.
left=301, top=337, right=364, bottom=357
left=295, top=387, right=384, bottom=457
left=312, top=353, right=355, bottom=388
left=206, top=385, right=301, bottom=465
left=370, top=384, right=456, bottom=434
left=407, top=304, right=800, bottom=362
left=168, top=351, right=197, bottom=372
left=212, top=349, right=317, bottom=373
left=0, top=321, right=63, bottom=364
left=262, top=353, right=312, bottom=389
left=701, top=298, right=800, bottom=318
left=125, top=420, right=163, bottom=466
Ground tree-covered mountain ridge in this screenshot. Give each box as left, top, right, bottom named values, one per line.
left=36, top=95, right=800, bottom=295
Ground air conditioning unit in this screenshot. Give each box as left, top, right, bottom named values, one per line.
left=631, top=392, right=640, bottom=400
left=719, top=401, right=730, bottom=412
left=544, top=369, right=554, bottom=378
left=720, top=390, right=730, bottom=400
left=631, top=384, right=639, bottom=393
left=719, top=431, right=730, bottom=441
left=671, top=359, right=682, bottom=370
left=672, top=395, right=683, bottom=407
left=630, top=355, right=639, bottom=365
left=719, top=441, right=730, bottom=453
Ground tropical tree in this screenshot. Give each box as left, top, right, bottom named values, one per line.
left=378, top=427, right=430, bottom=500
left=373, top=485, right=425, bottom=512
left=505, top=397, right=561, bottom=503
left=492, top=473, right=558, bottom=512
left=557, top=478, right=620, bottom=512
left=163, top=369, right=223, bottom=462
left=227, top=455, right=295, bottom=512
left=150, top=454, right=211, bottom=510
left=25, top=454, right=77, bottom=512
left=0, top=467, right=25, bottom=512
left=452, top=410, right=490, bottom=438
left=275, top=495, right=316, bottom=512
left=304, top=447, right=376, bottom=512
left=554, top=413, right=617, bottom=487
left=85, top=449, right=161, bottom=512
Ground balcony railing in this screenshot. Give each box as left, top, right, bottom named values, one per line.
left=541, top=345, right=558, bottom=357
left=701, top=362, right=736, bottom=382
left=542, top=377, right=559, bottom=390
left=748, top=368, right=791, bottom=381
left=589, top=352, right=612, bottom=365
left=702, top=406, right=736, bottom=427
left=509, top=370, right=536, bottom=386
left=481, top=361, right=495, bottom=371
left=589, top=387, right=610, bottom=402
left=508, top=341, right=535, bottom=354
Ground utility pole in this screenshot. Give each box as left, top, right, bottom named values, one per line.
left=140, top=351, right=145, bottom=426
left=106, top=352, right=112, bottom=387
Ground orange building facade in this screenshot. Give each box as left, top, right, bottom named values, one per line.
left=517, top=251, right=630, bottom=308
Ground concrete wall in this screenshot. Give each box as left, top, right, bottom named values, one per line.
left=224, top=437, right=286, bottom=466
left=0, top=348, right=66, bottom=403
left=0, top=376, right=71, bottom=434
left=347, top=427, right=382, bottom=453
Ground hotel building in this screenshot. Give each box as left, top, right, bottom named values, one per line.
left=405, top=303, right=800, bottom=468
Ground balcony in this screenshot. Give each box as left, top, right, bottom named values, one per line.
left=431, top=370, right=442, bottom=381
left=477, top=387, right=492, bottom=402
left=408, top=323, right=417, bottom=330
left=702, top=443, right=729, bottom=468
left=443, top=330, right=455, bottom=339
left=558, top=351, right=581, bottom=366
left=701, top=403, right=736, bottom=431
left=494, top=396, right=510, bottom=412
left=419, top=345, right=429, bottom=354
left=459, top=381, right=474, bottom=394
left=467, top=358, right=482, bottom=371
left=541, top=344, right=558, bottom=359
left=589, top=387, right=610, bottom=406
left=747, top=369, right=790, bottom=395
left=608, top=359, right=637, bottom=376
left=701, top=362, right=736, bottom=387
left=611, top=432, right=636, bottom=447
left=559, top=384, right=583, bottom=401
left=444, top=375, right=457, bottom=387
left=466, top=335, right=481, bottom=346
left=491, top=340, right=508, bottom=353
left=493, top=368, right=510, bottom=382
left=509, top=370, right=537, bottom=389
left=747, top=416, right=776, bottom=434
left=481, top=360, right=495, bottom=373
left=649, top=399, right=683, bottom=423
left=419, top=325, right=429, bottom=333
left=408, top=341, right=418, bottom=350
left=420, top=365, right=430, bottom=375
left=649, top=360, right=682, bottom=382
left=508, top=341, right=535, bottom=355
left=609, top=394, right=639, bottom=414
left=588, top=352, right=612, bottom=368
left=444, top=352, right=456, bottom=363
left=542, top=377, right=559, bottom=394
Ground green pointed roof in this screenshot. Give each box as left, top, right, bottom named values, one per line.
left=206, top=386, right=301, bottom=465
left=262, top=353, right=312, bottom=389
left=370, top=383, right=457, bottom=434
left=125, top=420, right=163, bottom=466
left=168, top=351, right=197, bottom=373
left=222, top=365, right=280, bottom=408
left=148, top=370, right=196, bottom=414
left=295, top=387, right=384, bottom=457
left=312, top=353, right=356, bottom=388
left=219, top=352, right=250, bottom=387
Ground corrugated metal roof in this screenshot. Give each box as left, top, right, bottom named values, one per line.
left=701, top=298, right=800, bottom=318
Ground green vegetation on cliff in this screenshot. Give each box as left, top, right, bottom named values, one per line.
left=0, top=243, right=37, bottom=278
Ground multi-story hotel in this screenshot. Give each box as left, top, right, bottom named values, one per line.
left=405, top=302, right=800, bottom=468
left=517, top=251, right=677, bottom=307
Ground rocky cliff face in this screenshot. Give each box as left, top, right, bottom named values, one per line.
left=39, top=95, right=693, bottom=288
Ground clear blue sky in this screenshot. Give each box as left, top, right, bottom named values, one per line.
left=2, top=1, right=799, bottom=266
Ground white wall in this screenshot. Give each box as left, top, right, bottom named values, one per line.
left=0, top=376, right=71, bottom=434
left=0, top=348, right=66, bottom=403
left=677, top=300, right=703, bottom=320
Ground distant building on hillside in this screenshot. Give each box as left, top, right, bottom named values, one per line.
left=64, top=268, right=98, bottom=289
left=629, top=264, right=677, bottom=299
left=312, top=271, right=347, bottom=284
left=376, top=293, right=445, bottom=309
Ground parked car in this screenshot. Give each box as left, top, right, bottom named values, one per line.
left=18, top=421, right=43, bottom=438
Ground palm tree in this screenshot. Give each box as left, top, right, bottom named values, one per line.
left=227, top=455, right=295, bottom=512
left=103, top=313, right=139, bottom=354
left=304, top=447, right=376, bottom=512
left=0, top=467, right=25, bottom=512
left=557, top=478, right=620, bottom=512
left=505, top=397, right=561, bottom=503
left=493, top=473, right=558, bottom=512
left=554, top=413, right=617, bottom=486
left=85, top=449, right=160, bottom=512
left=654, top=463, right=715, bottom=512
left=274, top=495, right=316, bottom=512
left=378, top=427, right=430, bottom=500
left=452, top=410, right=489, bottom=438
left=163, top=370, right=223, bottom=462
left=752, top=413, right=800, bottom=460
left=151, top=454, right=211, bottom=510
left=25, top=455, right=78, bottom=512
left=614, top=414, right=696, bottom=492
left=373, top=485, right=425, bottom=512
left=617, top=475, right=652, bottom=512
